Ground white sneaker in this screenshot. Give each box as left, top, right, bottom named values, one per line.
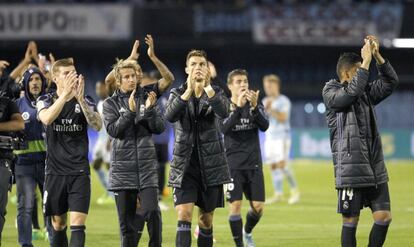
left=194, top=225, right=199, bottom=239
left=288, top=189, right=300, bottom=205
left=243, top=229, right=256, bottom=247
left=97, top=194, right=115, bottom=205
left=265, top=193, right=284, bottom=205
left=158, top=201, right=170, bottom=211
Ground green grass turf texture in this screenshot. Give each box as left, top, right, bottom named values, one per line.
left=2, top=160, right=414, bottom=246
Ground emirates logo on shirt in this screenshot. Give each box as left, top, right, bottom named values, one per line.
left=52, top=118, right=83, bottom=132
left=232, top=118, right=255, bottom=131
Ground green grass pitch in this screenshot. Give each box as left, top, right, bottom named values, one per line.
left=2, top=160, right=414, bottom=246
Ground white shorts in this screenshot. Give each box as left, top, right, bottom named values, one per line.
left=92, top=139, right=110, bottom=163
left=264, top=139, right=291, bottom=164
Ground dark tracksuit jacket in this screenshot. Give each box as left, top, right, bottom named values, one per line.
left=322, top=60, right=398, bottom=189
left=14, top=68, right=47, bottom=169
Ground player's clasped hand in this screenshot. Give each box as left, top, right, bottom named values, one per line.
left=62, top=71, right=78, bottom=100
left=76, top=74, right=85, bottom=101
left=128, top=88, right=137, bottom=112
left=366, top=35, right=380, bottom=55
left=237, top=88, right=247, bottom=108
left=361, top=39, right=372, bottom=60
left=145, top=91, right=157, bottom=109
left=127, top=40, right=140, bottom=61
left=145, top=34, right=156, bottom=59
left=246, top=90, right=260, bottom=108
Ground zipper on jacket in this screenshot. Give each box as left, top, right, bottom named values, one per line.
left=195, top=118, right=208, bottom=191
left=193, top=98, right=208, bottom=191
left=130, top=96, right=140, bottom=190
left=336, top=113, right=343, bottom=186
left=134, top=129, right=140, bottom=189
left=347, top=134, right=351, bottom=157
left=362, top=97, right=377, bottom=188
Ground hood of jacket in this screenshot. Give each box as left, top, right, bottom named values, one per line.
left=21, top=67, right=47, bottom=107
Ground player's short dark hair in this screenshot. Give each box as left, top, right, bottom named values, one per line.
left=227, top=69, right=248, bottom=84
left=186, top=50, right=208, bottom=64
left=336, top=52, right=362, bottom=79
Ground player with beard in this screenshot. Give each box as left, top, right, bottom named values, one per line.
left=15, top=67, right=54, bottom=246
left=165, top=50, right=230, bottom=247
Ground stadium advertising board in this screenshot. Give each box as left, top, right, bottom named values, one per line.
left=252, top=3, right=403, bottom=46
left=289, top=129, right=414, bottom=160
left=88, top=129, right=414, bottom=161
left=0, top=4, right=131, bottom=40
left=193, top=6, right=251, bottom=34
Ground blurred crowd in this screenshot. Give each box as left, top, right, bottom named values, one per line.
left=0, top=0, right=406, bottom=5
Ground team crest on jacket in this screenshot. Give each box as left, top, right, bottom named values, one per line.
left=75, top=104, right=81, bottom=113
left=139, top=104, right=145, bottom=117
left=22, top=112, right=30, bottom=121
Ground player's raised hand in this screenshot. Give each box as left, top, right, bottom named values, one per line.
left=188, top=66, right=197, bottom=91
left=203, top=67, right=211, bottom=87
left=29, top=41, right=39, bottom=64
left=38, top=54, right=47, bottom=73
left=246, top=90, right=260, bottom=108
left=76, top=74, right=85, bottom=101
left=237, top=88, right=247, bottom=108
left=62, top=71, right=77, bottom=100
left=366, top=35, right=385, bottom=64
left=181, top=67, right=196, bottom=101
left=361, top=39, right=372, bottom=70
left=49, top=53, right=56, bottom=64
left=145, top=91, right=157, bottom=109
left=145, top=35, right=156, bottom=59
left=366, top=35, right=379, bottom=55
left=128, top=88, right=137, bottom=112
left=127, top=40, right=140, bottom=61
left=24, top=41, right=35, bottom=63
left=0, top=60, right=9, bottom=72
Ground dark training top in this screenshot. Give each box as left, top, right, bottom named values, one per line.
left=0, top=99, right=20, bottom=160
left=37, top=93, right=96, bottom=175
left=221, top=103, right=269, bottom=170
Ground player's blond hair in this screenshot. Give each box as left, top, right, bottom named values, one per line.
left=112, top=59, right=141, bottom=85
left=51, top=58, right=74, bottom=77
left=263, top=74, right=281, bottom=85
